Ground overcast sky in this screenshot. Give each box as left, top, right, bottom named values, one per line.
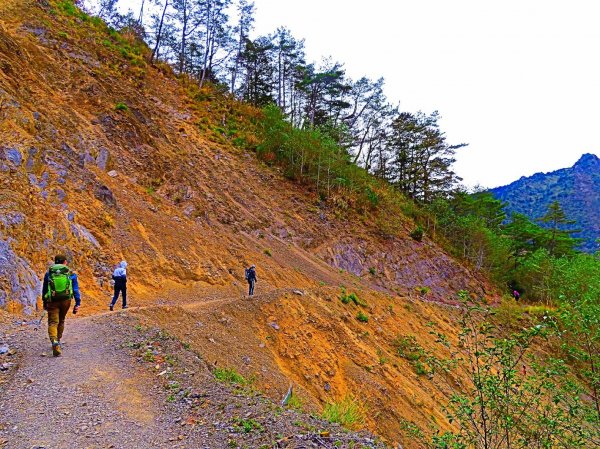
left=113, top=0, right=600, bottom=188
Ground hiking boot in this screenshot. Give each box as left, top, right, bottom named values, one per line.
left=122, top=305, right=129, bottom=310
left=109, top=304, right=114, bottom=311
left=52, top=341, right=62, bottom=357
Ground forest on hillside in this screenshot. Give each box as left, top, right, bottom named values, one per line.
left=83, top=0, right=467, bottom=203
left=77, top=0, right=599, bottom=300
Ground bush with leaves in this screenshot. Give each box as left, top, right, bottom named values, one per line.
left=409, top=296, right=600, bottom=449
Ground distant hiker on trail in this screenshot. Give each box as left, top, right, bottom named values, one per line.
left=41, top=254, right=81, bottom=357
left=245, top=265, right=257, bottom=296
left=110, top=260, right=128, bottom=311
left=512, top=289, right=521, bottom=301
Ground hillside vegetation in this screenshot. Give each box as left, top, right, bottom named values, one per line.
left=490, top=153, right=599, bottom=253
left=0, top=1, right=598, bottom=448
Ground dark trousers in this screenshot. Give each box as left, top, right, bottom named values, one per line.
left=248, top=280, right=255, bottom=296
left=111, top=284, right=127, bottom=307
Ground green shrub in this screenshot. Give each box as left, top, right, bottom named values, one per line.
left=285, top=392, right=303, bottom=411
left=322, top=396, right=364, bottom=428
left=234, top=418, right=264, bottom=433
left=115, top=102, right=129, bottom=111
left=356, top=311, right=369, bottom=323
left=409, top=225, right=424, bottom=241
left=213, top=367, right=248, bottom=385
left=416, top=286, right=430, bottom=296
left=393, top=335, right=424, bottom=361
left=340, top=289, right=367, bottom=307
left=56, top=0, right=77, bottom=16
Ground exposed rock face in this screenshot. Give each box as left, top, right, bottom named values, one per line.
left=0, top=238, right=40, bottom=312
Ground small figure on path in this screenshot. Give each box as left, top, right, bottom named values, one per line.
left=245, top=264, right=257, bottom=296
left=110, top=260, right=128, bottom=311
left=41, top=254, right=81, bottom=357
left=512, top=289, right=521, bottom=301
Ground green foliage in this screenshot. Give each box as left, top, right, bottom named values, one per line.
left=416, top=286, right=431, bottom=296
left=234, top=417, right=264, bottom=433
left=321, top=396, right=364, bottom=428
left=426, top=298, right=599, bottom=449
left=142, top=349, right=155, bottom=362
left=263, top=248, right=272, bottom=257
left=394, top=335, right=422, bottom=361
left=213, top=367, right=248, bottom=385
left=114, top=102, right=129, bottom=111
left=340, top=289, right=367, bottom=306
left=356, top=311, right=369, bottom=323
left=410, top=225, right=424, bottom=241
left=285, top=392, right=303, bottom=411
left=55, top=0, right=78, bottom=16
left=257, top=104, right=381, bottom=211
left=368, top=267, right=377, bottom=276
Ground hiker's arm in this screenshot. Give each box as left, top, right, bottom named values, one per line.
left=41, top=272, right=49, bottom=305
left=71, top=274, right=81, bottom=306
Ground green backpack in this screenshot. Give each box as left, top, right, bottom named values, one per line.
left=46, top=264, right=73, bottom=301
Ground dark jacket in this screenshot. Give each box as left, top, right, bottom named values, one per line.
left=42, top=271, right=81, bottom=306
left=112, top=275, right=127, bottom=287
left=246, top=268, right=257, bottom=282
left=112, top=261, right=127, bottom=287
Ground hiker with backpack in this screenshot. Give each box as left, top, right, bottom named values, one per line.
left=41, top=254, right=81, bottom=357
left=245, top=264, right=257, bottom=296
left=110, top=260, right=128, bottom=311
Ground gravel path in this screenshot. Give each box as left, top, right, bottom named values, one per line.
left=0, top=303, right=390, bottom=449
left=0, top=315, right=185, bottom=449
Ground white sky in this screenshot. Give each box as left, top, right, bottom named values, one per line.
left=113, top=0, right=600, bottom=188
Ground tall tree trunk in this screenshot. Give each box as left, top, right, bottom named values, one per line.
left=138, top=0, right=145, bottom=24
left=199, top=1, right=213, bottom=88
left=150, top=0, right=169, bottom=64
left=179, top=0, right=188, bottom=74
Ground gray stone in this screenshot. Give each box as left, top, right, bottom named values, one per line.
left=4, top=147, right=22, bottom=166
left=26, top=147, right=37, bottom=170
left=0, top=345, right=8, bottom=355
left=96, top=147, right=109, bottom=170
left=0, top=212, right=25, bottom=228
left=69, top=223, right=100, bottom=248
left=0, top=238, right=40, bottom=309
left=107, top=170, right=118, bottom=177
left=94, top=184, right=116, bottom=207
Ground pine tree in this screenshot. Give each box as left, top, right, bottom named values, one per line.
left=538, top=200, right=581, bottom=256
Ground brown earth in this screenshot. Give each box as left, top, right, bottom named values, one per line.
left=0, top=302, right=389, bottom=449
left=0, top=1, right=502, bottom=447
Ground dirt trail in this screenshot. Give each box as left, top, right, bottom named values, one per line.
left=1, top=292, right=387, bottom=449
left=0, top=313, right=187, bottom=449
left=0, top=292, right=241, bottom=449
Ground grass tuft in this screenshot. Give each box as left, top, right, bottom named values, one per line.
left=322, top=396, right=365, bottom=428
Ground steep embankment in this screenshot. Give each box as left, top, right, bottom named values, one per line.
left=0, top=1, right=500, bottom=447
left=0, top=0, right=492, bottom=312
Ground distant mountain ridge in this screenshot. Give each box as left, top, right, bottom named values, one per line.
left=490, top=153, right=600, bottom=253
